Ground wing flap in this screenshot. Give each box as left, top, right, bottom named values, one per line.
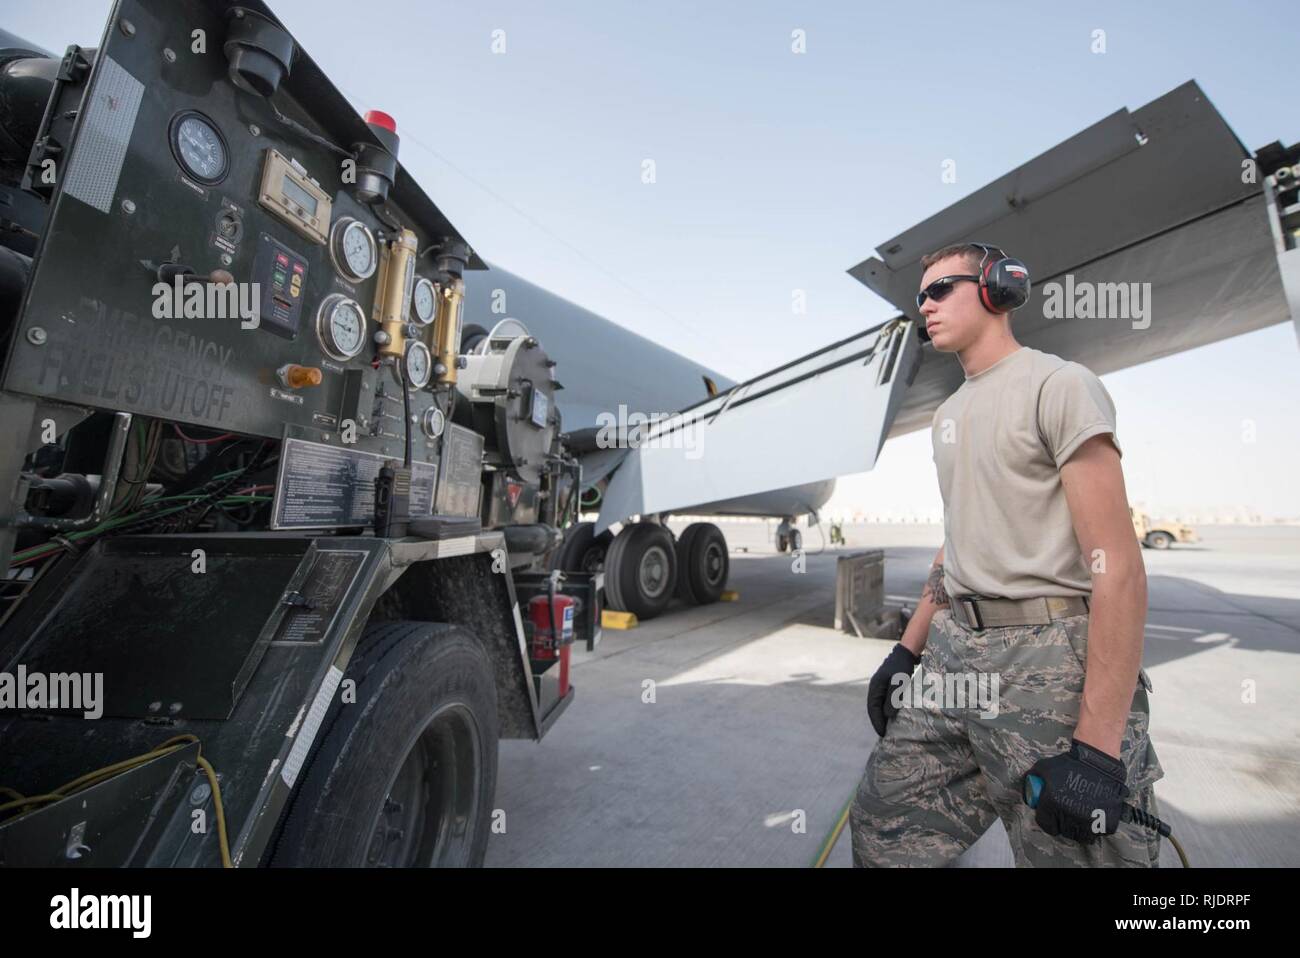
left=594, top=320, right=920, bottom=533
left=846, top=80, right=1293, bottom=438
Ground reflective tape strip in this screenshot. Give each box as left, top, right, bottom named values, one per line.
left=281, top=665, right=343, bottom=789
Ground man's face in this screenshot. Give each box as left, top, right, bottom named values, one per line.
left=917, top=254, right=987, bottom=352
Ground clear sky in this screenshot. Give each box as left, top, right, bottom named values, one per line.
left=15, top=0, right=1300, bottom=519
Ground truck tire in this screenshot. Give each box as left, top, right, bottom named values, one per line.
left=551, top=521, right=612, bottom=574
left=603, top=522, right=676, bottom=621
left=1145, top=531, right=1174, bottom=550
left=270, top=620, right=498, bottom=867
left=675, top=522, right=729, bottom=605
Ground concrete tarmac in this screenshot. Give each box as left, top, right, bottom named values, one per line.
left=486, top=521, right=1300, bottom=867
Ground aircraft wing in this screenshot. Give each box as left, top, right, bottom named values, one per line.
left=594, top=319, right=920, bottom=533
left=850, top=80, right=1298, bottom=437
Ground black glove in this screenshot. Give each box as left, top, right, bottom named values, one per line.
left=867, top=643, right=921, bottom=738
left=1026, top=739, right=1130, bottom=844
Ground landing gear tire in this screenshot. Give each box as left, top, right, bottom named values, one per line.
left=551, top=521, right=612, bottom=574
left=603, top=522, right=677, bottom=621
left=776, top=518, right=799, bottom=553
left=269, top=620, right=498, bottom=868
left=1145, top=531, right=1174, bottom=550
left=675, top=522, right=729, bottom=605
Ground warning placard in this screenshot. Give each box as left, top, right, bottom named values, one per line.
left=271, top=438, right=437, bottom=530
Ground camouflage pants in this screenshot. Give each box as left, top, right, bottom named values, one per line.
left=851, top=608, right=1164, bottom=867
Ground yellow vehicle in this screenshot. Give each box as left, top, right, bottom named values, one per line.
left=1131, top=508, right=1200, bottom=549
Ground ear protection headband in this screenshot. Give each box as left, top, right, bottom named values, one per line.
left=971, top=242, right=1031, bottom=314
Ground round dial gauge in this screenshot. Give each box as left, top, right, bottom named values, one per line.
left=403, top=341, right=432, bottom=389
left=330, top=218, right=378, bottom=282
left=422, top=406, right=445, bottom=439
left=412, top=277, right=437, bottom=326
left=316, top=294, right=367, bottom=361
left=170, top=111, right=228, bottom=185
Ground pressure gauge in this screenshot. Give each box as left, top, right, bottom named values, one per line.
left=422, top=406, right=445, bottom=439
left=329, top=217, right=378, bottom=281
left=403, top=341, right=432, bottom=388
left=169, top=111, right=229, bottom=185
left=316, top=294, right=367, bottom=361
left=412, top=277, right=436, bottom=326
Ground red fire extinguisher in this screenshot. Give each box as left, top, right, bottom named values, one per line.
left=528, top=590, right=575, bottom=697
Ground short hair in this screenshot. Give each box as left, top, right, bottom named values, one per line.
left=920, top=242, right=1008, bottom=273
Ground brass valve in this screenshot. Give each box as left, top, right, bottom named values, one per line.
left=376, top=228, right=417, bottom=359
left=432, top=276, right=464, bottom=386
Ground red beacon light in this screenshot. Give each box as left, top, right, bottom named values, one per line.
left=353, top=108, right=400, bottom=204
left=363, top=109, right=397, bottom=134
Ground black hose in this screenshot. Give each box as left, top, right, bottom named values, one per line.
left=402, top=377, right=412, bottom=468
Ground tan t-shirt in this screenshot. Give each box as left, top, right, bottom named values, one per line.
left=931, top=346, right=1121, bottom=599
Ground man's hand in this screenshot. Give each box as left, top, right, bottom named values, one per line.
left=867, top=643, right=921, bottom=737
left=1026, top=739, right=1129, bottom=843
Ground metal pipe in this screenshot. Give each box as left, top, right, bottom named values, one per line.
left=19, top=411, right=132, bottom=531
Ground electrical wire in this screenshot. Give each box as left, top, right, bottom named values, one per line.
left=0, top=734, right=231, bottom=868
left=114, top=418, right=164, bottom=514
left=173, top=424, right=235, bottom=445
left=269, top=98, right=354, bottom=160
left=8, top=469, right=270, bottom=567
left=232, top=485, right=275, bottom=497
left=143, top=442, right=274, bottom=534
left=812, top=792, right=854, bottom=868
left=7, top=496, right=269, bottom=568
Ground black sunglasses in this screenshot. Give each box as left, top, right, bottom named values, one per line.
left=916, top=274, right=980, bottom=309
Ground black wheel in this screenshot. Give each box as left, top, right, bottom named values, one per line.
left=790, top=528, right=802, bottom=552
left=551, top=521, right=612, bottom=574
left=270, top=620, right=498, bottom=867
left=776, top=532, right=789, bottom=553
left=1145, top=531, right=1174, bottom=550
left=675, top=522, right=729, bottom=605
left=603, top=522, right=677, bottom=621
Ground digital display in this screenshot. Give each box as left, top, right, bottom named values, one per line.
left=282, top=173, right=319, bottom=215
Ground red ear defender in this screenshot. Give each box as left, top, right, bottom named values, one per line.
left=979, top=257, right=999, bottom=312
left=974, top=244, right=1031, bottom=313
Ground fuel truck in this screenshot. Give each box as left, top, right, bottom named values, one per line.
left=0, top=0, right=601, bottom=867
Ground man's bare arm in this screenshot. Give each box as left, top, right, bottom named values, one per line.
left=1060, top=434, right=1147, bottom=757
left=900, top=545, right=947, bottom=657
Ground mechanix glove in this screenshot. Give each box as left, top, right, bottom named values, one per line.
left=867, top=643, right=921, bottom=738
left=1027, top=739, right=1130, bottom=844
